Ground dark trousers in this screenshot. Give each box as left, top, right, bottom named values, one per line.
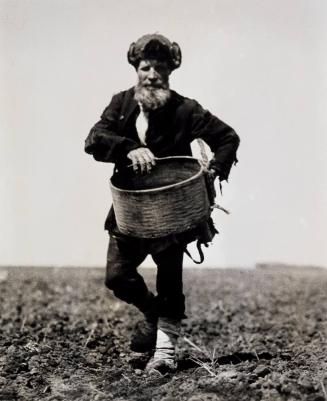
left=105, top=236, right=186, bottom=319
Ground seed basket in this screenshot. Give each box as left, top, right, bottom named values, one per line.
left=110, top=156, right=210, bottom=238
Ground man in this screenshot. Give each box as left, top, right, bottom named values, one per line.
left=85, top=34, right=239, bottom=374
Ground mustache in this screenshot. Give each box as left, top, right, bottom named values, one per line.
left=141, top=82, right=167, bottom=89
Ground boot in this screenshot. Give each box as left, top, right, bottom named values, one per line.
left=145, top=317, right=181, bottom=374
left=130, top=296, right=158, bottom=353
left=130, top=314, right=158, bottom=353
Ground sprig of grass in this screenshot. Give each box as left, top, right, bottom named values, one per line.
left=84, top=322, right=98, bottom=347
left=321, top=380, right=327, bottom=401
left=189, top=356, right=217, bottom=377
left=182, top=336, right=218, bottom=376
left=20, top=316, right=26, bottom=332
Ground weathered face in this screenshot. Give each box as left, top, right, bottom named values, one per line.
left=137, top=59, right=171, bottom=89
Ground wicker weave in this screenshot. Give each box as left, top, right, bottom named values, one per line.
left=110, top=157, right=210, bottom=238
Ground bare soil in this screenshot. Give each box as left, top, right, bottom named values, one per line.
left=0, top=265, right=326, bottom=401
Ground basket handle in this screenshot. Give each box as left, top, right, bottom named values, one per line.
left=125, top=140, right=209, bottom=169
left=125, top=155, right=201, bottom=169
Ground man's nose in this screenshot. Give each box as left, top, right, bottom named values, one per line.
left=148, top=68, right=158, bottom=81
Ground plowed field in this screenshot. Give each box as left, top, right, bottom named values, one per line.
left=0, top=266, right=326, bottom=401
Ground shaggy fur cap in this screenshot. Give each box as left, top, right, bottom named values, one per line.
left=128, top=34, right=182, bottom=71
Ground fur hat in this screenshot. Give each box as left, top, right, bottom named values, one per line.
left=127, top=34, right=182, bottom=70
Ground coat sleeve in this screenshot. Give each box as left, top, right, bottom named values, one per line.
left=85, top=92, right=140, bottom=163
left=188, top=100, right=240, bottom=181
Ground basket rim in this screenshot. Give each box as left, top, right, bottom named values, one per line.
left=110, top=156, right=205, bottom=194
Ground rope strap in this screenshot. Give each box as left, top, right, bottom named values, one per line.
left=184, top=240, right=206, bottom=264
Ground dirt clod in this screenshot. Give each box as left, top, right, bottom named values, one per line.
left=253, top=365, right=271, bottom=377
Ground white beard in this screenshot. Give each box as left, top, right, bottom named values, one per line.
left=134, top=85, right=171, bottom=111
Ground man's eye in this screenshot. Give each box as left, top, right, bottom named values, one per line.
left=155, top=65, right=167, bottom=74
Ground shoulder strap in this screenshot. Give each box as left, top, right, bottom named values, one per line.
left=184, top=240, right=205, bottom=264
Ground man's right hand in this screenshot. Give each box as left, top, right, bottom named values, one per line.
left=127, top=147, right=156, bottom=174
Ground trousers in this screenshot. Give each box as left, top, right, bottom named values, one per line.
left=105, top=235, right=187, bottom=319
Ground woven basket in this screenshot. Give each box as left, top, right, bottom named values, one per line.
left=110, top=156, right=210, bottom=238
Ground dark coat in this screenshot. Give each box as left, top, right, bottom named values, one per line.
left=85, top=87, right=240, bottom=252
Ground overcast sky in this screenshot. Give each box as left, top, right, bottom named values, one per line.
left=1, top=0, right=326, bottom=268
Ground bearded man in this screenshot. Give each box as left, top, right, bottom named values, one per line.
left=85, top=34, right=240, bottom=374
